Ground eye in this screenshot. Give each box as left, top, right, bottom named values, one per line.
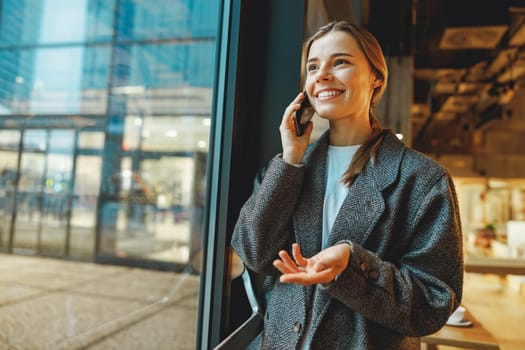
left=307, top=63, right=318, bottom=72
left=334, top=58, right=349, bottom=66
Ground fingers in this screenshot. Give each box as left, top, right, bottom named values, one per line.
left=279, top=250, right=297, bottom=267
left=273, top=250, right=301, bottom=275
left=273, top=259, right=296, bottom=274
left=292, top=243, right=308, bottom=267
left=281, top=92, right=306, bottom=127
left=280, top=267, right=337, bottom=285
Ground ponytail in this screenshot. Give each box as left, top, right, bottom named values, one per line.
left=341, top=115, right=387, bottom=187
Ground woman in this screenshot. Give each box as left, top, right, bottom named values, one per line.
left=231, top=20, right=463, bottom=350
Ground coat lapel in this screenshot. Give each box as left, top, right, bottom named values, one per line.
left=293, top=134, right=329, bottom=258
left=328, top=131, right=405, bottom=247
left=330, top=175, right=385, bottom=246
left=310, top=131, right=406, bottom=335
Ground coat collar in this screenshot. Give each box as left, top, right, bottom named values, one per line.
left=307, top=128, right=405, bottom=190
left=363, top=129, right=406, bottom=190
left=296, top=129, right=406, bottom=251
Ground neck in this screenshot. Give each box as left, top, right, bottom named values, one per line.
left=329, top=119, right=373, bottom=146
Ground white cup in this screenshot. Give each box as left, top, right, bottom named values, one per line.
left=448, top=305, right=466, bottom=324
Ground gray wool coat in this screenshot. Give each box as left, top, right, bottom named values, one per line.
left=231, top=130, right=463, bottom=350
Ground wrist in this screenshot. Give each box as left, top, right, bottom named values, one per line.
left=282, top=151, right=303, bottom=165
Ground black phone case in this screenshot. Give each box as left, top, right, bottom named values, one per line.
left=295, top=93, right=313, bottom=136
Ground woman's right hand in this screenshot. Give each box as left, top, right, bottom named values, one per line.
left=279, top=92, right=313, bottom=165
left=273, top=243, right=351, bottom=285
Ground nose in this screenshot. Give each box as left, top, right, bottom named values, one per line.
left=315, top=65, right=333, bottom=82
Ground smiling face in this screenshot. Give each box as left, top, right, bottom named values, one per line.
left=305, top=30, right=381, bottom=131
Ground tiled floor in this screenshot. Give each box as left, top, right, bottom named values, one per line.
left=1, top=253, right=524, bottom=350
left=0, top=254, right=200, bottom=350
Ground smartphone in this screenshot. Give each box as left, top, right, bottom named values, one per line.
left=294, top=91, right=314, bottom=136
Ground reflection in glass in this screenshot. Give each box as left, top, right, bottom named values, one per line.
left=0, top=0, right=221, bottom=348
left=124, top=116, right=210, bottom=152
left=40, top=130, right=75, bottom=255
left=0, top=0, right=115, bottom=45
left=0, top=46, right=111, bottom=115
left=77, top=131, right=105, bottom=149
left=13, top=130, right=47, bottom=253
left=117, top=0, right=219, bottom=40
left=108, top=157, right=195, bottom=263
left=0, top=131, right=21, bottom=252
left=113, top=43, right=216, bottom=89
left=70, top=155, right=101, bottom=258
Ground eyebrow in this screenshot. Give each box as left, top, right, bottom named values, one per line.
left=307, top=52, right=354, bottom=63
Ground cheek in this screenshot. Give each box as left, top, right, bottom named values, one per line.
left=304, top=77, right=315, bottom=93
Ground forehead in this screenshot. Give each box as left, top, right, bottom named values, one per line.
left=308, top=31, right=363, bottom=60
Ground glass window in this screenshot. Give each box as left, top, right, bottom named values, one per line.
left=0, top=46, right=111, bottom=115
left=78, top=131, right=105, bottom=149
left=117, top=0, right=220, bottom=40
left=124, top=116, right=210, bottom=152
left=0, top=0, right=222, bottom=348
left=0, top=0, right=115, bottom=46
left=112, top=43, right=216, bottom=89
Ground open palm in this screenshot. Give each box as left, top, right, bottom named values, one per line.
left=273, top=242, right=351, bottom=285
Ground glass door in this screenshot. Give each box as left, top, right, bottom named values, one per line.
left=111, top=155, right=200, bottom=265
left=69, top=154, right=102, bottom=259
left=12, top=130, right=47, bottom=254
left=0, top=130, right=21, bottom=252
left=39, top=130, right=75, bottom=256
left=10, top=129, right=75, bottom=256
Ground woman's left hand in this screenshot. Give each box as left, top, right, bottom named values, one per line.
left=273, top=243, right=351, bottom=285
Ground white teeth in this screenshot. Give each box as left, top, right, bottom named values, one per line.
left=317, top=90, right=341, bottom=98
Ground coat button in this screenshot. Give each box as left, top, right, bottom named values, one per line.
left=368, top=270, right=379, bottom=281
left=294, top=322, right=302, bottom=333
left=360, top=262, right=368, bottom=272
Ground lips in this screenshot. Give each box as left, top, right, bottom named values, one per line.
left=316, top=89, right=343, bottom=99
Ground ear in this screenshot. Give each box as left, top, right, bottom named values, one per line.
left=371, top=76, right=382, bottom=89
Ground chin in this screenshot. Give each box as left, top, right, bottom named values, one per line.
left=316, top=109, right=345, bottom=121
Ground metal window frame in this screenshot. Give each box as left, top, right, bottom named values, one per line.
left=198, top=0, right=306, bottom=349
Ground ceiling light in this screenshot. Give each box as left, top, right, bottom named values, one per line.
left=165, top=130, right=178, bottom=138
left=434, top=81, right=457, bottom=94
left=435, top=68, right=466, bottom=82
left=439, top=26, right=508, bottom=49
left=497, top=54, right=525, bottom=83
left=434, top=111, right=456, bottom=121
left=197, top=140, right=207, bottom=148
left=457, top=82, right=490, bottom=94
left=499, top=88, right=516, bottom=105
left=486, top=48, right=518, bottom=77
left=112, top=85, right=145, bottom=95
left=497, top=65, right=525, bottom=83
left=509, top=20, right=525, bottom=46
left=441, top=95, right=477, bottom=113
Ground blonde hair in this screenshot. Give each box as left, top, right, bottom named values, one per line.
left=305, top=21, right=389, bottom=186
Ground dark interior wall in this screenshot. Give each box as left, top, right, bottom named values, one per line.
left=367, top=0, right=412, bottom=56
left=227, top=0, right=306, bottom=237
left=220, top=0, right=306, bottom=341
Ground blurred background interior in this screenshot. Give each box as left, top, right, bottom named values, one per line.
left=0, top=0, right=524, bottom=349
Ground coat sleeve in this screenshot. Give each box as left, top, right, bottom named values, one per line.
left=323, top=172, right=463, bottom=337
left=231, top=155, right=305, bottom=275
